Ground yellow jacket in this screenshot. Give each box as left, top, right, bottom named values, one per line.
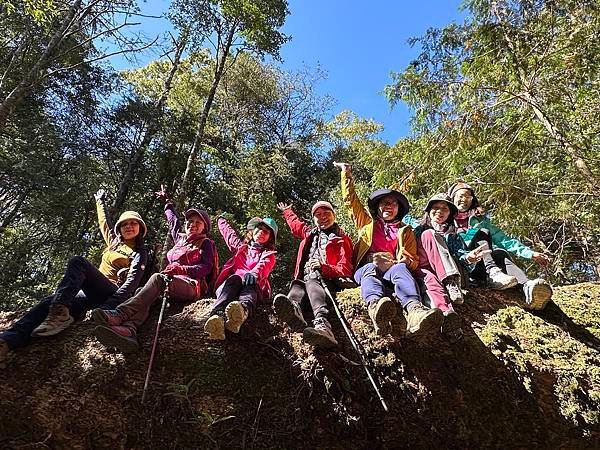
left=341, top=171, right=418, bottom=271
left=96, top=199, right=136, bottom=284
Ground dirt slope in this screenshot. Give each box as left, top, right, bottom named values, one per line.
left=1, top=283, right=599, bottom=449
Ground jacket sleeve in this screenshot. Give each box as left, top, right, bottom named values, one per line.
left=282, top=208, right=311, bottom=239
left=164, top=202, right=182, bottom=242
left=487, top=220, right=534, bottom=259
left=96, top=198, right=114, bottom=246
left=401, top=226, right=419, bottom=271
left=321, top=236, right=354, bottom=279
left=181, top=239, right=215, bottom=281
left=341, top=170, right=373, bottom=230
left=217, top=217, right=242, bottom=252
left=105, top=248, right=148, bottom=307
left=446, top=234, right=476, bottom=273
left=249, top=252, right=276, bottom=282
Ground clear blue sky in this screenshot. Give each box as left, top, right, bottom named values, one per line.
left=120, top=0, right=465, bottom=144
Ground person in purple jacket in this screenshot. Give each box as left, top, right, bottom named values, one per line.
left=90, top=185, right=218, bottom=353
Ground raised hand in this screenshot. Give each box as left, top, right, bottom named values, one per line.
left=333, top=161, right=351, bottom=173
left=277, top=202, right=292, bottom=212
left=532, top=252, right=551, bottom=267
left=94, top=189, right=107, bottom=202
left=155, top=184, right=170, bottom=202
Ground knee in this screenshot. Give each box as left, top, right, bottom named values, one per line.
left=227, top=275, right=243, bottom=287
left=67, top=255, right=87, bottom=267
left=149, top=272, right=165, bottom=286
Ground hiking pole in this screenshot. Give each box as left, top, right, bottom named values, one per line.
left=142, top=274, right=172, bottom=404
left=321, top=281, right=389, bottom=412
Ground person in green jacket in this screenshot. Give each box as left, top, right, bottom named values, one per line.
left=448, top=182, right=553, bottom=310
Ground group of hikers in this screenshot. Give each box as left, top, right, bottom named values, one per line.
left=0, top=162, right=553, bottom=363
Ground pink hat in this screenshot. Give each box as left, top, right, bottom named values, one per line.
left=311, top=201, right=335, bottom=216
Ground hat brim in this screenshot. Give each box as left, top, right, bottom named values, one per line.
left=114, top=218, right=147, bottom=238
left=367, top=189, right=410, bottom=220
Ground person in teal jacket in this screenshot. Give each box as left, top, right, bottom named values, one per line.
left=448, top=182, right=553, bottom=310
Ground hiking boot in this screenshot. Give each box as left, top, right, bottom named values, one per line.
left=205, top=314, right=225, bottom=340
left=367, top=297, right=395, bottom=336
left=303, top=317, right=338, bottom=349
left=389, top=303, right=407, bottom=338
left=225, top=301, right=248, bottom=333
left=92, top=308, right=128, bottom=327
left=441, top=311, right=463, bottom=344
left=444, top=276, right=464, bottom=305
left=273, top=294, right=307, bottom=332
left=405, top=302, right=444, bottom=338
left=523, top=278, right=553, bottom=310
left=93, top=324, right=139, bottom=353
left=31, top=303, right=74, bottom=337
left=0, top=339, right=10, bottom=366
left=487, top=267, right=518, bottom=290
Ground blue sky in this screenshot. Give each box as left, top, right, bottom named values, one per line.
left=119, top=0, right=465, bottom=144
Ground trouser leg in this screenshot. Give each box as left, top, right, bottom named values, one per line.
left=305, top=279, right=329, bottom=319
left=418, top=229, right=460, bottom=280
left=383, top=263, right=421, bottom=309
left=354, top=263, right=385, bottom=306
left=212, top=275, right=243, bottom=314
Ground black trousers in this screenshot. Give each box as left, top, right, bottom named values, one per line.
left=287, top=279, right=329, bottom=321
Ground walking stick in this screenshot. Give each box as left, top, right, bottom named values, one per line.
left=142, top=274, right=172, bottom=403
left=321, top=281, right=389, bottom=412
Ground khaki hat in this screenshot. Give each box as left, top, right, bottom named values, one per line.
left=114, top=211, right=147, bottom=237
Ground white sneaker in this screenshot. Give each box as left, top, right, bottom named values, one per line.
left=444, top=276, right=465, bottom=304
left=487, top=267, right=518, bottom=290
left=224, top=301, right=248, bottom=333
left=524, top=279, right=553, bottom=310
left=31, top=304, right=74, bottom=337
left=204, top=314, right=225, bottom=340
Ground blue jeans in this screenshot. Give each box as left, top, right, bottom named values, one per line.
left=0, top=256, right=117, bottom=350
left=354, top=262, right=421, bottom=308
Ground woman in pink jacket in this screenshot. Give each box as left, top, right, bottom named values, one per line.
left=204, top=216, right=278, bottom=340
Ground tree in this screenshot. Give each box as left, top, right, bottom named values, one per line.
left=168, top=0, right=290, bottom=206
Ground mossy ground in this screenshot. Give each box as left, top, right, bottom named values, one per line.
left=1, top=283, right=599, bottom=448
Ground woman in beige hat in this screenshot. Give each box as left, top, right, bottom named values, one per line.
left=0, top=189, right=148, bottom=363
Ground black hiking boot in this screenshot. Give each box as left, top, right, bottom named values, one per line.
left=93, top=324, right=139, bottom=353
left=303, top=317, right=338, bottom=349
left=273, top=294, right=307, bottom=332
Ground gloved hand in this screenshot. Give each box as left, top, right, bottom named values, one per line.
left=243, top=272, right=257, bottom=286
left=94, top=189, right=107, bottom=201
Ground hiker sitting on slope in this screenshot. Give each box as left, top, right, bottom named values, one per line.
left=91, top=185, right=218, bottom=353
left=334, top=162, right=443, bottom=338
left=273, top=201, right=354, bottom=349
left=0, top=189, right=148, bottom=364
left=204, top=215, right=278, bottom=340
left=411, top=193, right=487, bottom=342
left=448, top=182, right=553, bottom=310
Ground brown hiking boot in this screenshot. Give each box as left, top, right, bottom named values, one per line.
left=368, top=297, right=395, bottom=336
left=31, top=303, right=74, bottom=337
left=205, top=314, right=226, bottom=340
left=405, top=303, right=444, bottom=338
left=389, top=303, right=407, bottom=338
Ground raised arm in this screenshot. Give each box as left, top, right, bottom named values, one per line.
left=94, top=189, right=113, bottom=245
left=164, top=202, right=183, bottom=241
left=217, top=217, right=243, bottom=252
left=278, top=202, right=311, bottom=239
left=335, top=163, right=372, bottom=229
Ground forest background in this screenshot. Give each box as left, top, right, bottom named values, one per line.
left=0, top=0, right=598, bottom=311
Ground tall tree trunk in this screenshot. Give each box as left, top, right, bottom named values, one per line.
left=176, top=24, right=237, bottom=207
left=0, top=0, right=82, bottom=130
left=111, top=34, right=188, bottom=216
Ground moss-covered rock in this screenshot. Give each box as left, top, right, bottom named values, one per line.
left=0, top=283, right=598, bottom=448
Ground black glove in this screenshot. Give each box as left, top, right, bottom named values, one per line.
left=243, top=272, right=257, bottom=286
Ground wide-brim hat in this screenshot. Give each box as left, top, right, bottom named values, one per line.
left=447, top=182, right=480, bottom=209
left=246, top=217, right=262, bottom=231
left=185, top=208, right=211, bottom=234
left=424, top=193, right=458, bottom=216
left=254, top=217, right=278, bottom=242
left=311, top=201, right=335, bottom=216
left=114, top=211, right=147, bottom=238
left=367, top=188, right=410, bottom=221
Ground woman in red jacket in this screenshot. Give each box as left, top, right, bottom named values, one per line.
left=273, top=201, right=353, bottom=348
